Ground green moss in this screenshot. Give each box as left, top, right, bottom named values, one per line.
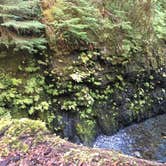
left=6, top=118, right=47, bottom=136
left=76, top=118, right=96, bottom=145
left=0, top=118, right=48, bottom=156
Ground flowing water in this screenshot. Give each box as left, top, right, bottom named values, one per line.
left=93, top=114, right=166, bottom=163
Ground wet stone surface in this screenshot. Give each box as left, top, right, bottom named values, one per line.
left=93, top=114, right=166, bottom=163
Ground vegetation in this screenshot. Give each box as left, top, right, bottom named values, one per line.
left=0, top=118, right=163, bottom=165
left=0, top=118, right=47, bottom=156
left=0, top=0, right=165, bottom=164
left=43, top=0, right=165, bottom=65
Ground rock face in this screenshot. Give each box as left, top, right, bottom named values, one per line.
left=48, top=50, right=166, bottom=145
left=0, top=0, right=165, bottom=146
left=39, top=0, right=166, bottom=145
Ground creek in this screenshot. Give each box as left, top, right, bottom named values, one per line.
left=93, top=114, right=166, bottom=163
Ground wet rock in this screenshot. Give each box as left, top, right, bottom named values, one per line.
left=133, top=151, right=142, bottom=158
left=93, top=114, right=166, bottom=163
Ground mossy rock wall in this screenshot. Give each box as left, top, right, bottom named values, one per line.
left=47, top=50, right=166, bottom=145
left=0, top=0, right=50, bottom=122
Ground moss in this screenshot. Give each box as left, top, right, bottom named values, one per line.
left=95, top=101, right=119, bottom=135
left=76, top=119, right=96, bottom=145
left=6, top=118, right=47, bottom=136
left=0, top=118, right=48, bottom=156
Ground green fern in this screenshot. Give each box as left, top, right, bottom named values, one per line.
left=50, top=0, right=101, bottom=52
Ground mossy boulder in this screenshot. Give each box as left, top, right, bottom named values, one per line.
left=0, top=118, right=48, bottom=156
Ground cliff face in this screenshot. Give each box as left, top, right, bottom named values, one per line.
left=42, top=1, right=166, bottom=145
left=47, top=50, right=166, bottom=145
left=0, top=0, right=165, bottom=146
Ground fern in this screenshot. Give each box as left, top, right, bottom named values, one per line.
left=13, top=38, right=47, bottom=54
left=1, top=20, right=45, bottom=36
left=0, top=0, right=40, bottom=18
left=45, top=0, right=101, bottom=53
left=153, top=0, right=166, bottom=40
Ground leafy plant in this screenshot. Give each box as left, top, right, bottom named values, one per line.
left=43, top=0, right=101, bottom=53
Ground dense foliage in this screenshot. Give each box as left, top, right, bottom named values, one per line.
left=0, top=0, right=165, bottom=145
left=43, top=0, right=166, bottom=65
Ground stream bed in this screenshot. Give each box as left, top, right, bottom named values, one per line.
left=93, top=114, right=166, bottom=163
